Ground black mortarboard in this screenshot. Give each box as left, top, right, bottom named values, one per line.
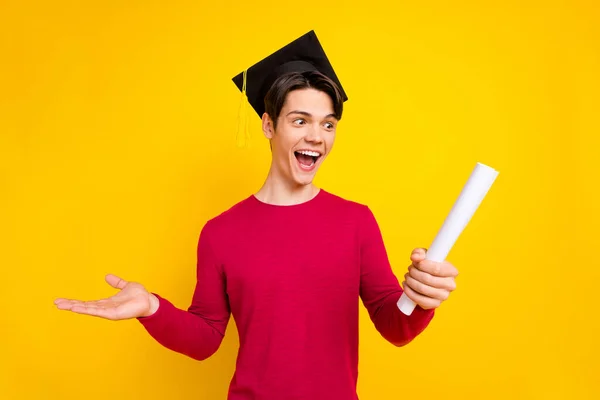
left=232, top=30, right=348, bottom=147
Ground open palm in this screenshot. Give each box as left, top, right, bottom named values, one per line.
left=54, top=274, right=157, bottom=320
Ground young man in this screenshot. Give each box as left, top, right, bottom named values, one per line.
left=55, top=30, right=459, bottom=399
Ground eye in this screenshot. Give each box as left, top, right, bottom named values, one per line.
left=324, top=122, right=335, bottom=130
left=293, top=119, right=306, bottom=126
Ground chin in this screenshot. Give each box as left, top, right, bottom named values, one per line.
left=293, top=176, right=316, bottom=187
left=289, top=152, right=325, bottom=187
left=290, top=167, right=322, bottom=188
left=288, top=167, right=315, bottom=186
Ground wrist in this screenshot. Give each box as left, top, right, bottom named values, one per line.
left=144, top=293, right=160, bottom=317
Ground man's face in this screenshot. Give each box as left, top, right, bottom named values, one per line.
left=262, top=88, right=338, bottom=187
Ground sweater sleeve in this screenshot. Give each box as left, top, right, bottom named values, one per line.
left=358, top=205, right=434, bottom=347
left=137, top=220, right=231, bottom=360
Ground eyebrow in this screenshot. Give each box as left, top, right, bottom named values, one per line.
left=286, top=110, right=338, bottom=120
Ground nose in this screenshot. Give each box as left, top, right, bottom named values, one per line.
left=305, top=124, right=323, bottom=144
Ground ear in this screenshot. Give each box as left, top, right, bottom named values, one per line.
left=262, top=113, right=275, bottom=139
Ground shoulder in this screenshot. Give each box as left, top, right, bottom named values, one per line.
left=320, top=190, right=382, bottom=243
left=199, top=195, right=255, bottom=237
left=320, top=189, right=373, bottom=218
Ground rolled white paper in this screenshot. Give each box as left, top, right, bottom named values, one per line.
left=397, top=162, right=499, bottom=316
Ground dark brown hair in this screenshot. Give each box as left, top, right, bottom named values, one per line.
left=263, top=70, right=344, bottom=129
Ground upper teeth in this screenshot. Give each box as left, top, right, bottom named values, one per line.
left=297, top=150, right=320, bottom=157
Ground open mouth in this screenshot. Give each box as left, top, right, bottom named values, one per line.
left=294, top=150, right=321, bottom=170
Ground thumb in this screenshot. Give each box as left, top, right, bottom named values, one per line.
left=410, top=247, right=428, bottom=264
left=105, top=274, right=128, bottom=290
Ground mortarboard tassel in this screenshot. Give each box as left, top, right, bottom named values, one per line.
left=236, top=69, right=251, bottom=148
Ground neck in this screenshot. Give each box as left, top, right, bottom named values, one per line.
left=254, top=166, right=319, bottom=206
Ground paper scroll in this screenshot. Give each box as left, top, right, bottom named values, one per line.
left=397, top=162, right=499, bottom=316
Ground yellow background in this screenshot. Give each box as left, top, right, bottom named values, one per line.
left=1, top=1, right=598, bottom=399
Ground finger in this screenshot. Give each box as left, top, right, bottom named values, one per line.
left=54, top=298, right=85, bottom=309
left=409, top=266, right=457, bottom=291
left=410, top=248, right=428, bottom=264
left=401, top=283, right=441, bottom=310
left=105, top=274, right=128, bottom=290
left=79, top=299, right=113, bottom=309
left=415, top=259, right=459, bottom=277
left=404, top=274, right=450, bottom=301
left=55, top=300, right=98, bottom=310
left=69, top=304, right=119, bottom=320
left=54, top=298, right=113, bottom=310
left=55, top=300, right=79, bottom=310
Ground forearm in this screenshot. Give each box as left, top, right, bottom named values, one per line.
left=137, top=294, right=226, bottom=360
left=371, top=291, right=435, bottom=347
left=358, top=206, right=436, bottom=346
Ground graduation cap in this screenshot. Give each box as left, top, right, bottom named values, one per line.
left=232, top=30, right=348, bottom=147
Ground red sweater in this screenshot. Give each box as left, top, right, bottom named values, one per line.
left=138, top=190, right=434, bottom=399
